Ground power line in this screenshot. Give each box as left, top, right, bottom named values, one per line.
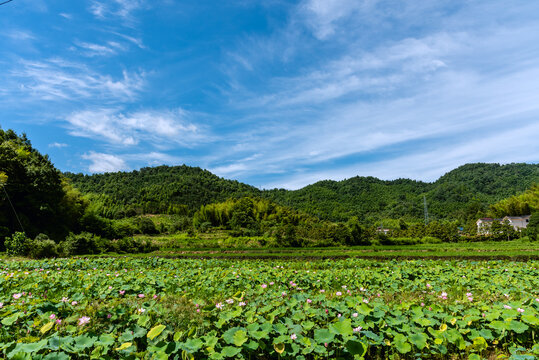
left=1, top=183, right=25, bottom=233
left=0, top=0, right=14, bottom=6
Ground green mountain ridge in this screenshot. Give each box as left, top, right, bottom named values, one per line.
left=64, top=162, right=539, bottom=223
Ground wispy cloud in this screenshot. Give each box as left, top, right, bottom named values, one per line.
left=5, top=30, right=35, bottom=41
left=89, top=0, right=144, bottom=22
left=82, top=152, right=128, bottom=173
left=65, top=108, right=200, bottom=147
left=49, top=142, right=68, bottom=148
left=9, top=59, right=144, bottom=102
left=299, top=0, right=372, bottom=40
left=74, top=41, right=125, bottom=57
left=81, top=151, right=182, bottom=173
left=207, top=1, right=539, bottom=188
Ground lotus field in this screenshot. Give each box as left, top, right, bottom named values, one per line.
left=0, top=258, right=538, bottom=359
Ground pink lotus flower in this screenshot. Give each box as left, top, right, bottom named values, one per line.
left=353, top=326, right=362, bottom=332
left=352, top=312, right=358, bottom=317
left=281, top=292, right=287, bottom=297
left=49, top=314, right=56, bottom=320
left=71, top=301, right=78, bottom=306
left=138, top=294, right=145, bottom=298
left=119, top=290, right=125, bottom=295
left=290, top=333, right=297, bottom=340
left=61, top=297, right=68, bottom=302
left=153, top=295, right=158, bottom=299
left=336, top=292, right=342, bottom=296
left=55, top=319, right=62, bottom=325
left=78, top=316, right=90, bottom=326
left=306, top=299, right=312, bottom=304
left=269, top=282, right=274, bottom=285
left=503, top=305, right=512, bottom=309
left=239, top=301, right=246, bottom=306
left=261, top=284, right=267, bottom=289
left=226, top=299, right=234, bottom=304
left=517, top=308, right=524, bottom=313
left=137, top=308, right=146, bottom=313
left=363, top=299, right=369, bottom=304
left=216, top=302, right=223, bottom=309
left=13, top=293, right=21, bottom=300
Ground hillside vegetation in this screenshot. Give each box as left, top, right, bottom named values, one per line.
left=489, top=184, right=539, bottom=217
left=66, top=163, right=539, bottom=224
left=65, top=166, right=260, bottom=219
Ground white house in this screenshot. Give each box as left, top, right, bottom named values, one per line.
left=476, top=218, right=498, bottom=234
left=476, top=215, right=531, bottom=234
left=502, top=215, right=531, bottom=230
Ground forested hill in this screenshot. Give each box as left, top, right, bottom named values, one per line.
left=65, top=163, right=539, bottom=222
left=265, top=163, right=539, bottom=222
left=64, top=166, right=260, bottom=218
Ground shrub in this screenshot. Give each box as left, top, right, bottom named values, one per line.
left=5, top=232, right=31, bottom=256
left=135, top=217, right=158, bottom=235
left=111, top=221, right=136, bottom=238
left=110, top=237, right=157, bottom=254
left=61, top=232, right=104, bottom=255
left=29, top=237, right=58, bottom=258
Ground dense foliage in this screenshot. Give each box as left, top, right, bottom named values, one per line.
left=266, top=163, right=539, bottom=223
left=65, top=166, right=259, bottom=219
left=0, top=129, right=86, bottom=241
left=489, top=184, right=539, bottom=217
left=66, top=163, right=539, bottom=224
left=0, top=257, right=537, bottom=359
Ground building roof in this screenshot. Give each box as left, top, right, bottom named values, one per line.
left=503, top=215, right=531, bottom=220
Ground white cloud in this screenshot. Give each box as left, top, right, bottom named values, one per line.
left=82, top=152, right=128, bottom=173
left=89, top=0, right=144, bottom=21
left=299, top=0, right=370, bottom=40
left=10, top=59, right=144, bottom=102
left=211, top=5, right=539, bottom=188
left=6, top=30, right=35, bottom=41
left=49, top=142, right=68, bottom=148
left=81, top=151, right=182, bottom=173
left=59, top=13, right=72, bottom=19
left=65, top=108, right=200, bottom=146
left=75, top=41, right=118, bottom=57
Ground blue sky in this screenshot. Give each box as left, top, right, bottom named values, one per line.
left=1, top=0, right=538, bottom=189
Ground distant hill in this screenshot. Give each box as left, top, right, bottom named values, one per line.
left=265, top=163, right=539, bottom=222
left=65, top=165, right=260, bottom=218
left=65, top=163, right=539, bottom=223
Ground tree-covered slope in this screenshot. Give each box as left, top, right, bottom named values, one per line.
left=264, top=177, right=431, bottom=222
left=66, top=162, right=539, bottom=223
left=0, top=129, right=85, bottom=239
left=489, top=184, right=539, bottom=217
left=65, top=165, right=260, bottom=218
left=427, top=163, right=539, bottom=220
